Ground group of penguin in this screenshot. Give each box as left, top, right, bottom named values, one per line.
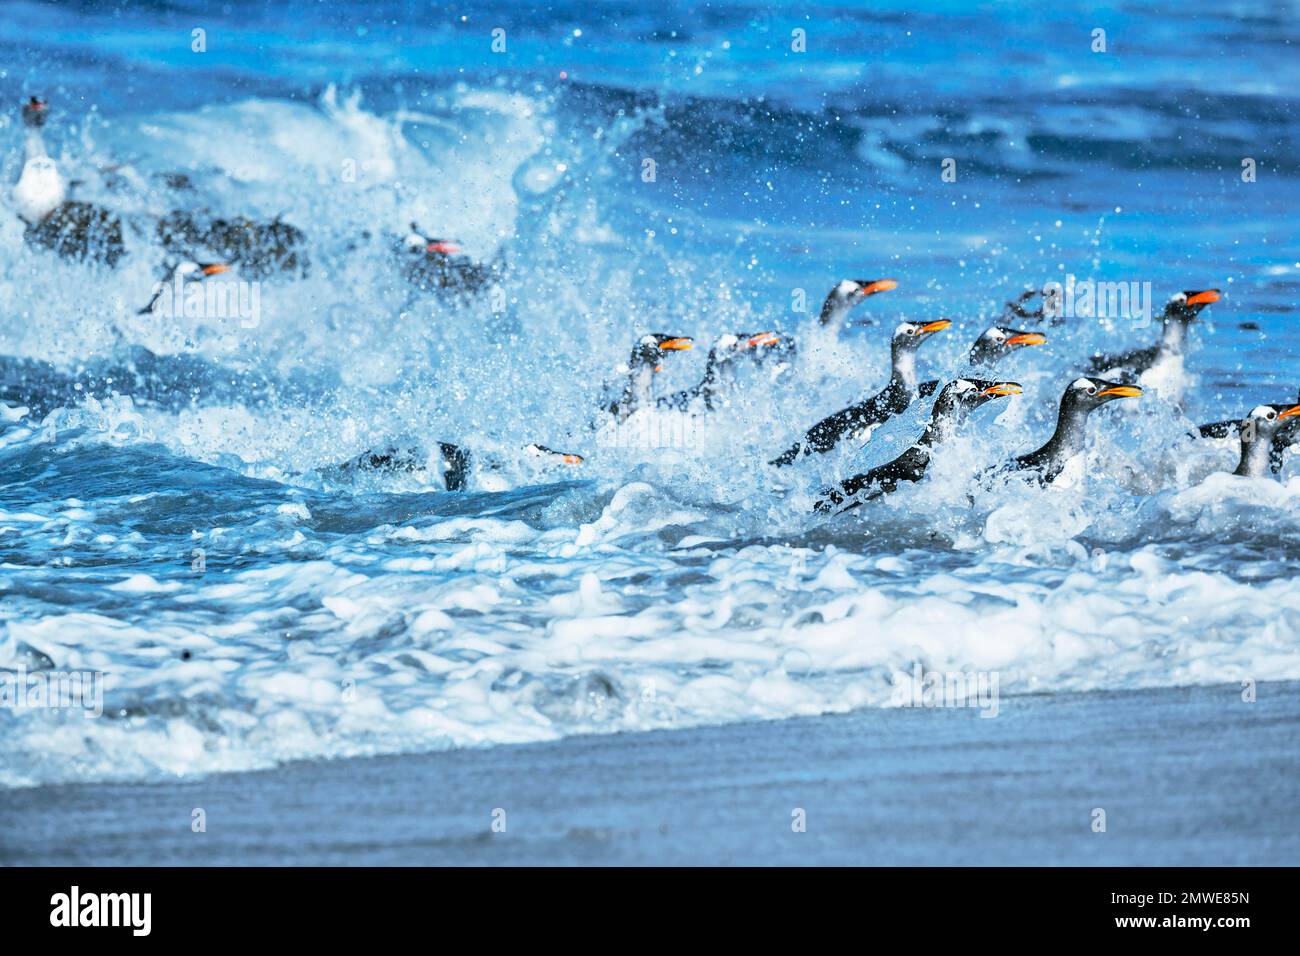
left=10, top=97, right=1298, bottom=514
left=10, top=95, right=491, bottom=288
left=598, top=279, right=1298, bottom=515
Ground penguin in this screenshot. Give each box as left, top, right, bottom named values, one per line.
left=816, top=278, right=899, bottom=338
left=332, top=440, right=582, bottom=491
left=770, top=319, right=951, bottom=465
left=398, top=224, right=502, bottom=297
left=1084, top=289, right=1220, bottom=396
left=1226, top=402, right=1300, bottom=479
left=656, top=331, right=784, bottom=412
left=1197, top=389, right=1300, bottom=476
left=606, top=333, right=694, bottom=423
left=137, top=260, right=231, bottom=315
left=999, top=377, right=1143, bottom=485
left=156, top=209, right=308, bottom=279
left=814, top=379, right=1022, bottom=514
left=917, top=325, right=1047, bottom=398
left=12, top=96, right=126, bottom=268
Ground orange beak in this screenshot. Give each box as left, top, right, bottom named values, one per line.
left=201, top=263, right=230, bottom=276
left=1097, top=385, right=1144, bottom=398
left=428, top=241, right=461, bottom=255
left=982, top=382, right=1022, bottom=396
left=1006, top=333, right=1047, bottom=346
left=862, top=279, right=899, bottom=295
left=658, top=337, right=694, bottom=351
left=919, top=320, right=952, bottom=333
left=746, top=332, right=781, bottom=348
left=1185, top=289, right=1221, bottom=306
left=1278, top=404, right=1300, bottom=420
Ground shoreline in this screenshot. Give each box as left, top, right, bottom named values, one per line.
left=2, top=681, right=1297, bottom=866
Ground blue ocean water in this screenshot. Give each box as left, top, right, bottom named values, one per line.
left=1, top=0, right=1298, bottom=786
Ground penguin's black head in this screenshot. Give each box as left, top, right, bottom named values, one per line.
left=1242, top=402, right=1300, bottom=439
left=712, top=330, right=783, bottom=357
left=631, top=333, right=694, bottom=370
left=1164, top=289, right=1220, bottom=322
left=401, top=224, right=461, bottom=257
left=1063, top=377, right=1143, bottom=413
left=21, top=96, right=48, bottom=129
left=173, top=260, right=230, bottom=280
left=892, top=319, right=951, bottom=351
left=937, top=378, right=1022, bottom=415
left=969, top=326, right=1047, bottom=364
left=821, top=278, right=898, bottom=324
left=525, top=444, right=584, bottom=465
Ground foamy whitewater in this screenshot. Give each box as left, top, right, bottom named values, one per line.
left=1, top=1, right=1299, bottom=787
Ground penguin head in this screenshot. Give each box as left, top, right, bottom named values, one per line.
left=631, top=333, right=694, bottom=371
left=939, top=378, right=1022, bottom=415
left=1242, top=402, right=1300, bottom=439
left=970, top=326, right=1047, bottom=364
left=1065, top=377, right=1143, bottom=413
left=401, top=224, right=461, bottom=256
left=713, top=330, right=784, bottom=358
left=820, top=278, right=897, bottom=325
left=525, top=444, right=584, bottom=465
left=174, top=260, right=230, bottom=280
left=1164, top=288, right=1221, bottom=323
left=21, top=96, right=48, bottom=129
left=892, top=319, right=951, bottom=351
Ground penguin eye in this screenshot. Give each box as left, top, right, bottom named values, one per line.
left=1086, top=386, right=1098, bottom=395
left=1266, top=410, right=1277, bottom=421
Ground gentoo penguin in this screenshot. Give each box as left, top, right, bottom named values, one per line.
left=606, top=333, right=694, bottom=423
left=333, top=440, right=582, bottom=491
left=917, top=326, right=1047, bottom=397
left=1226, top=402, right=1300, bottom=479
left=1199, top=389, right=1300, bottom=476
left=334, top=441, right=473, bottom=490
left=770, top=319, right=951, bottom=465
left=525, top=443, right=584, bottom=466
left=156, top=209, right=308, bottom=279
left=657, top=331, right=783, bottom=412
left=814, top=379, right=1022, bottom=514
left=137, top=260, right=231, bottom=315
left=1000, top=377, right=1142, bottom=485
left=1084, top=289, right=1220, bottom=395
left=817, top=278, right=898, bottom=337
left=12, top=96, right=126, bottom=267
left=398, top=224, right=501, bottom=296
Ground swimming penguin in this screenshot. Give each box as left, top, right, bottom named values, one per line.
left=999, top=377, right=1143, bottom=485
left=1084, top=289, right=1220, bottom=396
left=816, top=278, right=898, bottom=338
left=1198, top=388, right=1300, bottom=476
left=814, top=379, right=1022, bottom=514
left=156, top=209, right=308, bottom=279
left=917, top=325, right=1047, bottom=397
left=1223, top=402, right=1300, bottom=479
left=525, top=443, right=584, bottom=466
left=333, top=441, right=473, bottom=490
left=137, top=260, right=231, bottom=315
left=12, top=96, right=126, bottom=267
left=657, top=331, right=783, bottom=412
left=606, top=333, right=694, bottom=423
left=770, top=319, right=951, bottom=465
left=398, top=224, right=502, bottom=297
